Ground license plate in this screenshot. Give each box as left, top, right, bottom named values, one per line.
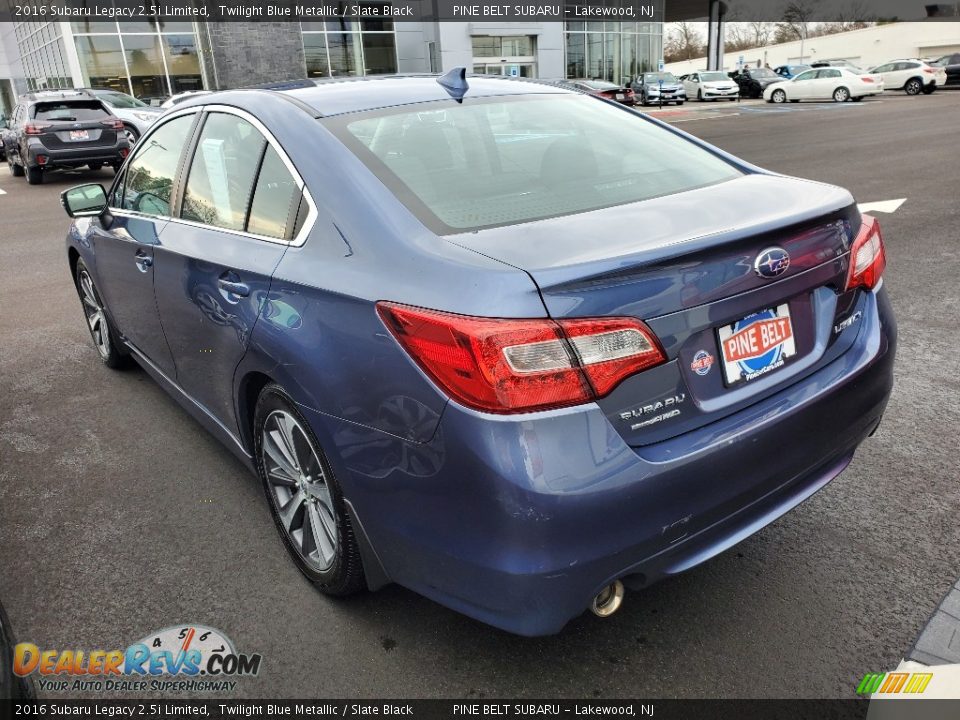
left=69, top=130, right=89, bottom=141
left=616, top=93, right=625, bottom=100
left=717, top=304, right=796, bottom=385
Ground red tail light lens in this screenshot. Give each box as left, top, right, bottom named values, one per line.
left=102, top=118, right=124, bottom=130
left=377, top=302, right=666, bottom=413
left=845, top=214, right=886, bottom=291
left=923, top=68, right=935, bottom=74
left=861, top=77, right=875, bottom=83
left=24, top=122, right=52, bottom=135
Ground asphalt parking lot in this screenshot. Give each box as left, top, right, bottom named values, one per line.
left=1, top=90, right=958, bottom=699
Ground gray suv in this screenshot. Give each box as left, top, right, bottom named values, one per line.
left=3, top=90, right=130, bottom=185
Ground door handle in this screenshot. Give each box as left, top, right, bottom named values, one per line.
left=217, top=277, right=250, bottom=298
left=134, top=250, right=153, bottom=272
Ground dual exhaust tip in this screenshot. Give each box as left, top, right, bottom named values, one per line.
left=590, top=579, right=625, bottom=618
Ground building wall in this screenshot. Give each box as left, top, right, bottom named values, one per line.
left=0, top=22, right=22, bottom=116
left=666, top=21, right=960, bottom=75
left=201, top=22, right=305, bottom=89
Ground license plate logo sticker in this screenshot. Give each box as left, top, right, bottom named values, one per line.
left=718, top=304, right=796, bottom=384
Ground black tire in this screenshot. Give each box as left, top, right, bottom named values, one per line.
left=676, top=101, right=684, bottom=105
left=112, top=163, right=122, bottom=174
left=88, top=162, right=103, bottom=171
left=25, top=165, right=42, bottom=185
left=921, top=84, right=936, bottom=95
left=832, top=86, right=850, bottom=102
left=904, top=78, right=922, bottom=95
left=697, top=89, right=703, bottom=101
left=771, top=89, right=787, bottom=103
left=9, top=160, right=24, bottom=177
left=74, top=259, right=129, bottom=369
left=255, top=384, right=365, bottom=596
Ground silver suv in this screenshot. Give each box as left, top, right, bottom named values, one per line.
left=77, top=88, right=163, bottom=144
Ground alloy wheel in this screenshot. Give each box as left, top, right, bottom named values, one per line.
left=834, top=87, right=849, bottom=102
left=261, top=410, right=338, bottom=572
left=78, top=270, right=111, bottom=359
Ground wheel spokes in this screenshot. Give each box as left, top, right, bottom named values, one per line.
left=306, top=501, right=336, bottom=566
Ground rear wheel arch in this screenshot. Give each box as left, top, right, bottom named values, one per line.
left=237, top=370, right=275, bottom=454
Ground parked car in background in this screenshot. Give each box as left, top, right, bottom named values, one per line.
left=631, top=72, right=686, bottom=105
left=1, top=600, right=35, bottom=699
left=929, top=53, right=960, bottom=87
left=558, top=79, right=636, bottom=105
left=3, top=90, right=130, bottom=184
left=680, top=71, right=739, bottom=101
left=78, top=88, right=164, bottom=143
left=773, top=64, right=811, bottom=79
left=811, top=59, right=867, bottom=73
left=138, top=95, right=171, bottom=107
left=764, top=67, right=883, bottom=103
left=868, top=59, right=948, bottom=95
left=730, top=67, right=786, bottom=98
left=161, top=90, right=215, bottom=109
left=59, top=71, right=895, bottom=636
left=0, top=113, right=7, bottom=162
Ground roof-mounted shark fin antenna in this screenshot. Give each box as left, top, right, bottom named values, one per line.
left=437, top=66, right=469, bottom=102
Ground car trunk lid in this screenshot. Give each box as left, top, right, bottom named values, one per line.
left=448, top=173, right=865, bottom=446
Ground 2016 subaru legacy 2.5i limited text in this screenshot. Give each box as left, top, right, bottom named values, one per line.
left=60, top=69, right=896, bottom=636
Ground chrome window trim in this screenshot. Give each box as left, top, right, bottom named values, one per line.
left=110, top=103, right=317, bottom=248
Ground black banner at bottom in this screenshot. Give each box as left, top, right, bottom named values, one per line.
left=4, top=700, right=960, bottom=720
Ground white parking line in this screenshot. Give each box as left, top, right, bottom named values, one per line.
left=0, top=188, right=6, bottom=195
left=858, top=199, right=906, bottom=214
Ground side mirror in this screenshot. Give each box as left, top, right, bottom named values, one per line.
left=61, top=183, right=108, bottom=218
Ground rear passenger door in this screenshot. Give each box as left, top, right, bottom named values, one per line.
left=153, top=108, right=307, bottom=435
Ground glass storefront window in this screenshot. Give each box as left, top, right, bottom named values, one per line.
left=76, top=34, right=127, bottom=91
left=122, top=33, right=167, bottom=98
left=566, top=33, right=585, bottom=78
left=361, top=33, right=397, bottom=74
left=71, top=20, right=118, bottom=34
left=161, top=34, right=203, bottom=93
left=303, top=33, right=330, bottom=78
left=328, top=32, right=363, bottom=76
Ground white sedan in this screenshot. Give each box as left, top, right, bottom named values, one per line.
left=680, top=71, right=740, bottom=101
left=763, top=67, right=884, bottom=103
left=868, top=59, right=948, bottom=95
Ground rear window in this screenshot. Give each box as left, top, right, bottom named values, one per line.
left=327, top=94, right=741, bottom=234
left=32, top=101, right=109, bottom=121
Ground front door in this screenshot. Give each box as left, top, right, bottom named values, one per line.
left=92, top=111, right=200, bottom=376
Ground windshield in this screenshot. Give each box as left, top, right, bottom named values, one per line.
left=699, top=72, right=728, bottom=82
left=645, top=73, right=678, bottom=83
left=95, top=91, right=147, bottom=108
left=748, top=68, right=777, bottom=78
left=328, top=95, right=742, bottom=234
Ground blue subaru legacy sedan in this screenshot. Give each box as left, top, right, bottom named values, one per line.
left=61, top=71, right=896, bottom=636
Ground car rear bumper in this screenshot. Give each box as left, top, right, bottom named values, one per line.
left=338, top=286, right=896, bottom=636
left=26, top=141, right=126, bottom=169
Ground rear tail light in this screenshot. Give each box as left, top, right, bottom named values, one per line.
left=119, top=147, right=129, bottom=158
left=36, top=155, right=47, bottom=166
left=845, top=214, right=886, bottom=291
left=923, top=68, right=935, bottom=74
left=377, top=302, right=666, bottom=413
left=861, top=77, right=875, bottom=83
left=101, top=118, right=124, bottom=130
left=24, top=122, right=52, bottom=135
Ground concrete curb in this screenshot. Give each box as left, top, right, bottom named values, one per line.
left=909, top=578, right=960, bottom=666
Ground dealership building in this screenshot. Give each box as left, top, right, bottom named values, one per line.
left=0, top=10, right=670, bottom=116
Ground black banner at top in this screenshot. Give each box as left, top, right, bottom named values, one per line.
left=0, top=0, right=958, bottom=22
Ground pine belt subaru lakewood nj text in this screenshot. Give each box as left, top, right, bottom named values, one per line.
left=60, top=68, right=896, bottom=636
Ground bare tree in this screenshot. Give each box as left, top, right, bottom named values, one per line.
left=663, top=22, right=707, bottom=63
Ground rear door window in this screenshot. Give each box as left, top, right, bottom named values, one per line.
left=246, top=145, right=300, bottom=239
left=33, top=101, right=109, bottom=122
left=181, top=113, right=265, bottom=232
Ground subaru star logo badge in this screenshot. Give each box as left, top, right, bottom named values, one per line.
left=754, top=247, right=791, bottom=279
